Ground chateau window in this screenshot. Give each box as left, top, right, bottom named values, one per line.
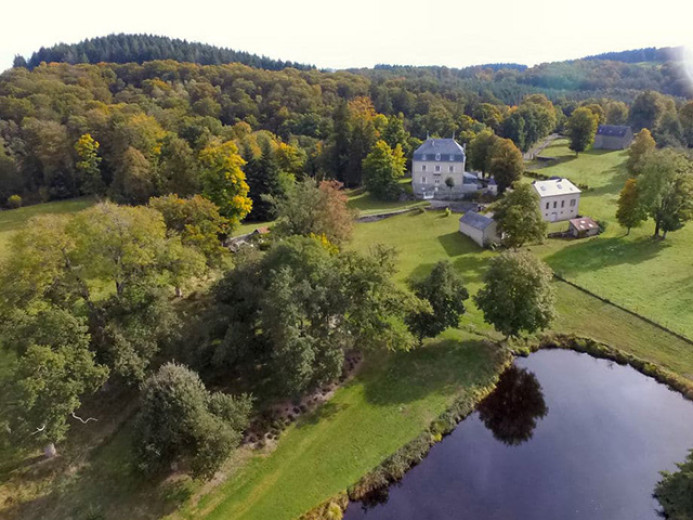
left=422, top=154, right=427, bottom=160
left=545, top=202, right=549, bottom=209
left=434, top=179, right=440, bottom=185
left=435, top=165, right=440, bottom=172
left=553, top=201, right=557, bottom=209
left=435, top=153, right=441, bottom=161
left=570, top=199, right=576, bottom=207
left=421, top=165, right=427, bottom=172
left=421, top=177, right=427, bottom=184
left=449, top=166, right=454, bottom=173
left=449, top=155, right=454, bottom=161
left=561, top=200, right=565, bottom=208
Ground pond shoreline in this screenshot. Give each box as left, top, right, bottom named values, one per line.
left=300, top=333, right=693, bottom=520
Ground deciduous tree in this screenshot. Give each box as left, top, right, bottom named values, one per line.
left=615, top=178, right=647, bottom=235
left=74, top=133, right=104, bottom=196
left=468, top=129, right=499, bottom=177
left=493, top=183, right=547, bottom=248
left=627, top=129, right=656, bottom=175
left=405, top=261, right=469, bottom=344
left=638, top=150, right=693, bottom=238
left=474, top=251, right=555, bottom=338
left=488, top=138, right=523, bottom=194
left=362, top=140, right=406, bottom=201
left=566, top=107, right=599, bottom=156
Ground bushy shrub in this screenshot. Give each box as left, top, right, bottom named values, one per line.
left=444, top=207, right=451, bottom=217
left=7, top=194, right=21, bottom=209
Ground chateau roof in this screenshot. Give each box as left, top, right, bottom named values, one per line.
left=413, top=138, right=465, bottom=161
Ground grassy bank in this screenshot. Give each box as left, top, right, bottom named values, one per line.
left=178, top=331, right=503, bottom=520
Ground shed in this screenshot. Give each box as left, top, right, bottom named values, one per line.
left=593, top=125, right=633, bottom=150
left=569, top=217, right=600, bottom=238
left=458, top=211, right=499, bottom=248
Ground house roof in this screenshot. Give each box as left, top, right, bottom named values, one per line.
left=532, top=178, right=580, bottom=198
left=569, top=217, right=599, bottom=231
left=596, top=125, right=631, bottom=137
left=459, top=211, right=494, bottom=230
left=413, top=138, right=465, bottom=161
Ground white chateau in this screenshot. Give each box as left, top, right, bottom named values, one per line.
left=532, top=178, right=581, bottom=222
left=411, top=138, right=482, bottom=199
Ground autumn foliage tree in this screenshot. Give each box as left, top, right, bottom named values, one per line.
left=615, top=178, right=646, bottom=234
left=488, top=138, right=524, bottom=194
left=362, top=140, right=406, bottom=200
left=74, top=133, right=104, bottom=195
left=198, top=140, right=252, bottom=229
left=627, top=129, right=656, bottom=175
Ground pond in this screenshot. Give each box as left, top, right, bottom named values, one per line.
left=344, top=349, right=693, bottom=520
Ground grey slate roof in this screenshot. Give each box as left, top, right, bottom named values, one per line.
left=413, top=138, right=465, bottom=161
left=459, top=211, right=494, bottom=230
left=596, top=125, right=631, bottom=137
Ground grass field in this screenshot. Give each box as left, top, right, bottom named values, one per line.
left=0, top=198, right=94, bottom=259
left=528, top=140, right=693, bottom=339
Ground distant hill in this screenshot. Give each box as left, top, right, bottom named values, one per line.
left=14, top=33, right=314, bottom=72
left=582, top=46, right=683, bottom=63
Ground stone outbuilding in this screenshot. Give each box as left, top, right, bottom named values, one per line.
left=569, top=217, right=600, bottom=238
left=593, top=125, right=633, bottom=150
left=458, top=211, right=500, bottom=248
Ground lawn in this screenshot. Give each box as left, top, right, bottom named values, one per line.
left=0, top=198, right=94, bottom=259
left=177, top=332, right=503, bottom=520
left=528, top=140, right=693, bottom=339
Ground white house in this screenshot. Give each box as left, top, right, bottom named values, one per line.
left=458, top=211, right=500, bottom=248
left=411, top=138, right=482, bottom=199
left=532, top=178, right=581, bottom=222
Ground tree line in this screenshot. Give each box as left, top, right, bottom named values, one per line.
left=14, top=33, right=313, bottom=71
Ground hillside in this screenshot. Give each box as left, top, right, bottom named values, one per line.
left=14, top=33, right=313, bottom=71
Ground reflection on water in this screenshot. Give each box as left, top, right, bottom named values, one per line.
left=477, top=365, right=548, bottom=446
left=344, top=350, right=693, bottom=520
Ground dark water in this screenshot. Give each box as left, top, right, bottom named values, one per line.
left=344, top=350, right=693, bottom=520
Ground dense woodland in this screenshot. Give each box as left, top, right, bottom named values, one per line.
left=2, top=37, right=693, bottom=209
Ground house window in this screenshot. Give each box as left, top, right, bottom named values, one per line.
left=570, top=199, right=576, bottom=207
left=553, top=201, right=557, bottom=209
left=435, top=153, right=441, bottom=161
left=449, top=166, right=454, bottom=173
left=545, top=202, right=549, bottom=209
left=421, top=177, right=427, bottom=184
left=561, top=200, right=565, bottom=208
left=435, top=165, right=440, bottom=172
left=422, top=165, right=427, bottom=172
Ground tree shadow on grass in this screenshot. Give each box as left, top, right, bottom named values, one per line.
left=408, top=253, right=488, bottom=288
left=295, top=401, right=350, bottom=429
left=361, top=338, right=497, bottom=407
left=544, top=235, right=670, bottom=275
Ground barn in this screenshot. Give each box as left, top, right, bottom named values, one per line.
left=593, top=125, right=633, bottom=150
left=458, top=211, right=500, bottom=248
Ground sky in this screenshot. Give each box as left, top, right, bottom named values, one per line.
left=2, top=0, right=692, bottom=72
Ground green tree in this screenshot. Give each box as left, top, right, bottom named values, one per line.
left=629, top=90, right=676, bottom=132
left=566, top=107, right=599, bottom=156
left=244, top=140, right=286, bottom=221
left=638, top=150, right=693, bottom=238
left=271, top=180, right=354, bottom=245
left=488, top=138, right=524, bottom=194
left=474, top=251, right=555, bottom=338
left=493, top=183, right=547, bottom=248
left=198, top=140, right=252, bottom=228
left=149, top=194, right=228, bottom=267
left=1, top=309, right=108, bottom=457
left=74, top=133, right=104, bottom=195
left=468, top=129, right=499, bottom=177
left=679, top=101, right=693, bottom=148
left=381, top=113, right=411, bottom=157
left=655, top=450, right=693, bottom=520
left=627, top=129, right=656, bottom=175
left=134, top=363, right=251, bottom=478
left=605, top=101, right=629, bottom=125
left=362, top=140, right=406, bottom=201
left=405, top=261, right=469, bottom=344
left=109, top=146, right=156, bottom=204
left=158, top=134, right=199, bottom=196
left=615, top=178, right=647, bottom=235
